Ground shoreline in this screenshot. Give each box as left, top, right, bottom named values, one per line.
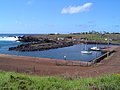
left=0, top=46, right=120, bottom=77
left=0, top=53, right=91, bottom=66
left=0, top=45, right=119, bottom=64
left=1, top=45, right=118, bottom=60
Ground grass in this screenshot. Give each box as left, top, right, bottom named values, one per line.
left=69, top=34, right=120, bottom=43
left=0, top=71, right=120, bottom=90
left=54, top=34, right=120, bottom=43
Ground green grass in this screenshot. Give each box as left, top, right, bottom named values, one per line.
left=0, top=71, right=120, bottom=90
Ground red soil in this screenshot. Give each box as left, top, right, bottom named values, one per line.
left=0, top=46, right=120, bottom=77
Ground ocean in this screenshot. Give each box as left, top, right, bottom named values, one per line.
left=0, top=34, right=107, bottom=61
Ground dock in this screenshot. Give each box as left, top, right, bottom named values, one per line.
left=56, top=46, right=119, bottom=66
left=90, top=46, right=119, bottom=64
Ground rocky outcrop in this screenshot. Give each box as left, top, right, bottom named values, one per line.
left=8, top=35, right=76, bottom=51
left=18, top=35, right=55, bottom=43
left=9, top=41, right=74, bottom=51
left=10, top=35, right=111, bottom=52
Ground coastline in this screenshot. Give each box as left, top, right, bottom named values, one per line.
left=0, top=46, right=120, bottom=77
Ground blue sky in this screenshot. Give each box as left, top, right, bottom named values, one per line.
left=0, top=0, right=120, bottom=34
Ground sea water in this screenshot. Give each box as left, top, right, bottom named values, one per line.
left=0, top=34, right=108, bottom=61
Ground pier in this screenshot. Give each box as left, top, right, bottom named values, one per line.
left=56, top=46, right=119, bottom=66
left=91, top=46, right=118, bottom=64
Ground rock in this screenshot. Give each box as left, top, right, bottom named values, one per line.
left=9, top=41, right=74, bottom=52
left=9, top=35, right=76, bottom=52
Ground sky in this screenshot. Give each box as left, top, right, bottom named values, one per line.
left=0, top=0, right=120, bottom=34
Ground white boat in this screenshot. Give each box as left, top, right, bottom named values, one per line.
left=81, top=42, right=92, bottom=54
left=81, top=51, right=92, bottom=54
left=90, top=46, right=100, bottom=51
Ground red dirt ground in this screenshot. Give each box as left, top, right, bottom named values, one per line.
left=0, top=46, right=120, bottom=77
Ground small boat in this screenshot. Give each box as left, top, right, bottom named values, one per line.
left=81, top=40, right=92, bottom=54
left=81, top=51, right=92, bottom=54
left=90, top=47, right=100, bottom=51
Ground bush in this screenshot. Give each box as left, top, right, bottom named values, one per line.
left=0, top=71, right=120, bottom=90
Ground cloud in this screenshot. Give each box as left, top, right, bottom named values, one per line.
left=27, top=1, right=32, bottom=5
left=61, top=2, right=93, bottom=14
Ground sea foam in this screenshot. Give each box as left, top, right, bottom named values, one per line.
left=0, top=36, right=19, bottom=41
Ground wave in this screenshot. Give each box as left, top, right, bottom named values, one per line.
left=0, top=36, right=19, bottom=41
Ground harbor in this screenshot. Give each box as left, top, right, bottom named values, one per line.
left=0, top=35, right=108, bottom=61
left=0, top=45, right=119, bottom=77
left=56, top=46, right=119, bottom=66
left=0, top=34, right=119, bottom=63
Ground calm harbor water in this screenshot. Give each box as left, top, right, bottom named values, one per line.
left=0, top=34, right=109, bottom=62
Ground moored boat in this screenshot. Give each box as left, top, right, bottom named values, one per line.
left=90, top=46, right=101, bottom=51
left=81, top=51, right=92, bottom=54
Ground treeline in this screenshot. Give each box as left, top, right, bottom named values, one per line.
left=70, top=31, right=120, bottom=35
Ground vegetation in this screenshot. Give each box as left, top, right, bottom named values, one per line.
left=49, top=33, right=120, bottom=44
left=0, top=71, right=120, bottom=90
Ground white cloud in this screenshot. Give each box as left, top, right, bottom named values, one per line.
left=61, top=2, right=93, bottom=14
left=27, top=1, right=32, bottom=5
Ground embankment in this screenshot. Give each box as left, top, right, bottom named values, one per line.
left=0, top=46, right=120, bottom=77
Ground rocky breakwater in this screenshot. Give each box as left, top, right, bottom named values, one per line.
left=9, top=35, right=74, bottom=51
